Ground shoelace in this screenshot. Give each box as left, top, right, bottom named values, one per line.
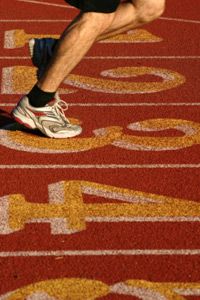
left=51, top=93, right=69, bottom=124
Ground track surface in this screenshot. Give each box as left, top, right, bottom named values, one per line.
left=0, top=0, right=200, bottom=299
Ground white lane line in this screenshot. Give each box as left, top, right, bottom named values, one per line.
left=0, top=19, right=72, bottom=22
left=17, top=0, right=74, bottom=8
left=0, top=56, right=200, bottom=60
left=0, top=249, right=200, bottom=257
left=0, top=57, right=30, bottom=59
left=0, top=17, right=200, bottom=23
left=0, top=165, right=200, bottom=169
left=1, top=103, right=200, bottom=107
left=160, top=17, right=200, bottom=24
left=49, top=102, right=200, bottom=106
left=90, top=217, right=200, bottom=222
left=86, top=56, right=200, bottom=59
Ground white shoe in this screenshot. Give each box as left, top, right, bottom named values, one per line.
left=11, top=94, right=82, bottom=138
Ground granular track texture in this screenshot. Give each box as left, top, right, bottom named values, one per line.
left=0, top=0, right=200, bottom=299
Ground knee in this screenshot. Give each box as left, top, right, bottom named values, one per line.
left=137, top=1, right=165, bottom=24
left=81, top=11, right=115, bottom=33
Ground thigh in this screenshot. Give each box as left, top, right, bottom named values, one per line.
left=131, top=0, right=165, bottom=9
left=65, top=0, right=120, bottom=13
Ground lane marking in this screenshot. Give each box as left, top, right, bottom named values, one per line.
left=160, top=17, right=200, bottom=24
left=90, top=217, right=200, bottom=222
left=0, top=249, right=200, bottom=257
left=0, top=57, right=30, bottom=59
left=0, top=17, right=199, bottom=23
left=17, top=0, right=74, bottom=9
left=0, top=164, right=200, bottom=169
left=0, top=19, right=72, bottom=22
left=1, top=103, right=200, bottom=107
left=85, top=56, right=200, bottom=59
left=0, top=56, right=200, bottom=59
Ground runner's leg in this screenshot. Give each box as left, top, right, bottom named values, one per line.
left=37, top=0, right=165, bottom=92
left=38, top=11, right=115, bottom=92
left=97, top=0, right=165, bottom=41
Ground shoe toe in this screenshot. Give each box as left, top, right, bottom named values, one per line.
left=68, top=124, right=82, bottom=134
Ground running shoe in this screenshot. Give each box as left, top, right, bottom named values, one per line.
left=29, top=38, right=58, bottom=79
left=11, top=94, right=82, bottom=138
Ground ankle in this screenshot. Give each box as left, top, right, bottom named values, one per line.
left=27, top=84, right=56, bottom=107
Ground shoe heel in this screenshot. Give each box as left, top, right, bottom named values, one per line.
left=12, top=108, right=36, bottom=129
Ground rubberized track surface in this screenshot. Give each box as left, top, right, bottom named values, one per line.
left=0, top=0, right=200, bottom=299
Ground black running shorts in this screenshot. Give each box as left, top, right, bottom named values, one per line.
left=65, top=0, right=120, bottom=13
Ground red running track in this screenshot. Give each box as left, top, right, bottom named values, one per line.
left=0, top=0, right=200, bottom=299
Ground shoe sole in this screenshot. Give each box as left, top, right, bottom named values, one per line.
left=12, top=107, right=82, bottom=138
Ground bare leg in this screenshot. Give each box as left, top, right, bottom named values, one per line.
left=97, top=0, right=165, bottom=41
left=66, top=0, right=165, bottom=42
left=38, top=12, right=115, bottom=91
left=38, top=0, right=165, bottom=92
